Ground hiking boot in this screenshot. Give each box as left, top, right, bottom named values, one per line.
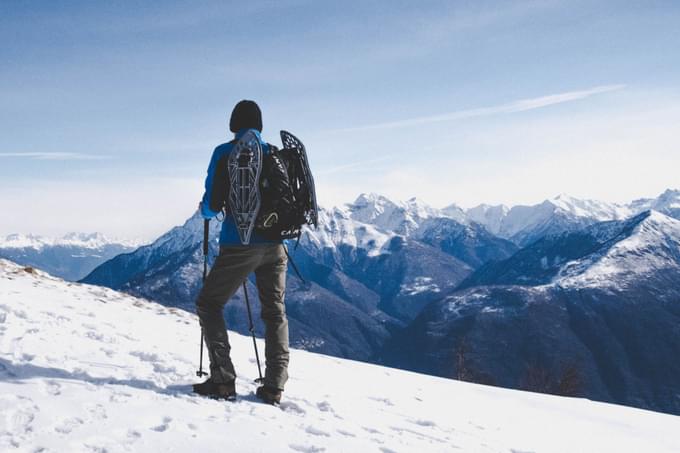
left=256, top=385, right=282, bottom=405
left=192, top=378, right=236, bottom=401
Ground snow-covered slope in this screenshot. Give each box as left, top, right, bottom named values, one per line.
left=2, top=259, right=679, bottom=453
left=557, top=210, right=680, bottom=288
left=0, top=232, right=143, bottom=281
left=465, top=204, right=509, bottom=236
left=460, top=210, right=680, bottom=289
left=303, top=206, right=396, bottom=260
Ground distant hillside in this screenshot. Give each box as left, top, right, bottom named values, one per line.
left=0, top=232, right=143, bottom=280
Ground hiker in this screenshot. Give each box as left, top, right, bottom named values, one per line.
left=193, top=100, right=289, bottom=405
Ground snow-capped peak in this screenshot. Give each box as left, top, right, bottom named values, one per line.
left=548, top=194, right=631, bottom=221
left=465, top=204, right=509, bottom=235
left=346, top=193, right=443, bottom=235
left=302, top=206, right=396, bottom=259
left=556, top=210, right=680, bottom=288
left=0, top=232, right=145, bottom=250
left=649, top=188, right=680, bottom=212
left=441, top=203, right=468, bottom=224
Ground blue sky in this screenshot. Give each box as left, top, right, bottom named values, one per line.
left=1, top=0, right=679, bottom=239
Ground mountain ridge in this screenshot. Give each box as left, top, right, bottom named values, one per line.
left=382, top=209, right=680, bottom=415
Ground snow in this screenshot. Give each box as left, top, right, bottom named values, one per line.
left=466, top=204, right=509, bottom=235
left=460, top=190, right=678, bottom=241
left=347, top=193, right=445, bottom=236
left=632, top=189, right=680, bottom=213
left=303, top=207, right=396, bottom=258
left=399, top=277, right=440, bottom=296
left=0, top=232, right=145, bottom=250
left=2, top=259, right=679, bottom=452
left=302, top=194, right=467, bottom=260
left=556, top=211, right=680, bottom=288
left=549, top=194, right=631, bottom=221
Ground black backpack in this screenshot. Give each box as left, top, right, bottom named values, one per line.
left=257, top=138, right=318, bottom=241
left=209, top=131, right=318, bottom=242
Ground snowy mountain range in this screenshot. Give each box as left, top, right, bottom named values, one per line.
left=50, top=188, right=680, bottom=414
left=464, top=189, right=680, bottom=245
left=82, top=212, right=394, bottom=361
left=0, top=232, right=143, bottom=281
left=4, top=258, right=679, bottom=452
left=383, top=210, right=680, bottom=415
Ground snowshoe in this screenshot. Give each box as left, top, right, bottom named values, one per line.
left=256, top=385, right=282, bottom=405
left=192, top=378, right=237, bottom=401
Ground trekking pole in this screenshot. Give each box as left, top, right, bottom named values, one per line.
left=196, top=218, right=210, bottom=378
left=243, top=281, right=264, bottom=383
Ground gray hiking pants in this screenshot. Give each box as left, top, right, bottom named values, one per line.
left=196, top=244, right=289, bottom=390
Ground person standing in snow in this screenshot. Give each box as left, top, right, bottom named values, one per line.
left=193, top=100, right=289, bottom=405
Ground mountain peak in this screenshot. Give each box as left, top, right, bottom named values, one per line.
left=347, top=193, right=440, bottom=235
left=352, top=192, right=393, bottom=206
left=556, top=210, right=680, bottom=288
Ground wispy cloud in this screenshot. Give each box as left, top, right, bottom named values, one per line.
left=339, top=85, right=626, bottom=132
left=318, top=156, right=392, bottom=175
left=0, top=152, right=111, bottom=160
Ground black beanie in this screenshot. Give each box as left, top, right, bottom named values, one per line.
left=229, top=100, right=262, bottom=133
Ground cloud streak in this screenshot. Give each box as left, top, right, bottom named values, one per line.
left=0, top=152, right=111, bottom=161
left=340, top=84, right=626, bottom=132
left=318, top=156, right=393, bottom=175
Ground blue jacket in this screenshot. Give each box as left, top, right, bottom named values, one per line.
left=200, top=129, right=280, bottom=246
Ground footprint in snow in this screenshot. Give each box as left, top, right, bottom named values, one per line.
left=54, top=417, right=84, bottom=434
left=84, top=443, right=108, bottom=453
left=336, top=429, right=356, bottom=438
left=389, top=425, right=447, bottom=443
left=86, top=403, right=108, bottom=420
left=109, top=391, right=132, bottom=403
left=279, top=401, right=306, bottom=416
left=151, top=416, right=172, bottom=432
left=316, top=401, right=332, bottom=412
left=129, top=350, right=160, bottom=362
left=305, top=425, right=330, bottom=437
left=13, top=309, right=29, bottom=319
left=316, top=400, right=343, bottom=420
left=289, top=444, right=325, bottom=453
left=43, top=380, right=62, bottom=396
left=368, top=396, right=394, bottom=407
left=409, top=418, right=436, bottom=427
left=0, top=395, right=38, bottom=445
